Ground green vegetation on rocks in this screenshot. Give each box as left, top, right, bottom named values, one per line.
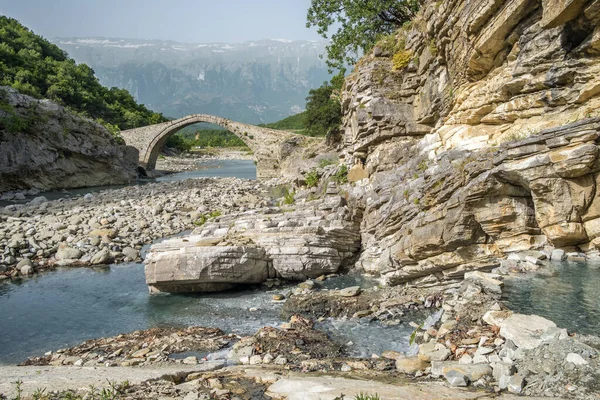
left=0, top=16, right=166, bottom=133
left=304, top=81, right=342, bottom=137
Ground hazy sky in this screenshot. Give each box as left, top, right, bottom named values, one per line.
left=0, top=0, right=324, bottom=43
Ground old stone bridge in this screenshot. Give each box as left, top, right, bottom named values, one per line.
left=121, top=114, right=302, bottom=179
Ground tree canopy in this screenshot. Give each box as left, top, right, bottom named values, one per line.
left=0, top=16, right=166, bottom=131
left=306, top=0, right=422, bottom=70
left=303, top=81, right=342, bottom=137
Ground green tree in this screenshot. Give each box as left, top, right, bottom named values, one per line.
left=306, top=0, right=422, bottom=70
left=0, top=16, right=167, bottom=133
left=303, top=81, right=342, bottom=137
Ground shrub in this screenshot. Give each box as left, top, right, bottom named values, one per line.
left=305, top=170, right=320, bottom=188
left=318, top=158, right=337, bottom=168
left=333, top=164, right=349, bottom=184
left=392, top=50, right=412, bottom=70
left=429, top=38, right=438, bottom=56
left=283, top=188, right=295, bottom=205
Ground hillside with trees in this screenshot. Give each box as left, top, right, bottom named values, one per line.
left=0, top=16, right=166, bottom=133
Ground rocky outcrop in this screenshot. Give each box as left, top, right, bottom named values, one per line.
left=354, top=118, right=600, bottom=285
left=0, top=86, right=138, bottom=191
left=145, top=194, right=361, bottom=293
left=337, top=0, right=600, bottom=286
left=142, top=0, right=600, bottom=292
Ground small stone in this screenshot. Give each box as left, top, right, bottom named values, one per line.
left=472, top=354, right=488, bottom=364
left=458, top=354, right=473, bottom=364
left=30, top=196, right=48, bottom=206
left=83, top=193, right=94, bottom=202
left=132, top=348, right=150, bottom=358
left=565, top=353, right=588, bottom=366
left=262, top=353, right=274, bottom=364
left=341, top=363, right=352, bottom=372
left=122, top=246, right=139, bottom=260
left=396, top=357, right=429, bottom=375
left=55, top=246, right=83, bottom=260
left=476, top=347, right=494, bottom=356
left=249, top=355, right=262, bottom=365
left=90, top=248, right=111, bottom=265
left=445, top=370, right=469, bottom=387
left=183, top=356, right=198, bottom=365
left=20, top=265, right=34, bottom=275
left=297, top=280, right=315, bottom=290
left=551, top=249, right=566, bottom=261
left=339, top=286, right=361, bottom=297
left=272, top=294, right=285, bottom=301
left=507, top=375, right=525, bottom=394
left=274, top=356, right=288, bottom=365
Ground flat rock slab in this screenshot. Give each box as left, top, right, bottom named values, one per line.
left=266, top=375, right=489, bottom=399
left=0, top=362, right=224, bottom=398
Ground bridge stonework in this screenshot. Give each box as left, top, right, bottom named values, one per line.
left=121, top=114, right=301, bottom=179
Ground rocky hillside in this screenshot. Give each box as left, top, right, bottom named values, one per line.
left=54, top=38, right=331, bottom=123
left=0, top=86, right=138, bottom=192
left=339, top=0, right=600, bottom=286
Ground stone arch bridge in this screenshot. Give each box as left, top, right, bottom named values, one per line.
left=121, top=114, right=302, bottom=179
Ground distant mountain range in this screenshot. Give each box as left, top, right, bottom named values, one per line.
left=53, top=37, right=331, bottom=124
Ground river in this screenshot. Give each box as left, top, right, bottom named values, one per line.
left=503, top=260, right=600, bottom=336
left=0, top=159, right=257, bottom=206
left=0, top=159, right=415, bottom=364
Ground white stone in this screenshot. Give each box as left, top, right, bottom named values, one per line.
left=565, top=353, right=588, bottom=366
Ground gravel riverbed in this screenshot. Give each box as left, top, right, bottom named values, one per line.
left=0, top=177, right=269, bottom=279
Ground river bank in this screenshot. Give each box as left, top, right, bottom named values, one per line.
left=0, top=176, right=267, bottom=280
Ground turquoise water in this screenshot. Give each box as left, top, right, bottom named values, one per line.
left=156, top=159, right=256, bottom=181
left=0, top=263, right=282, bottom=364
left=0, top=159, right=417, bottom=364
left=0, top=266, right=415, bottom=364
left=503, top=261, right=600, bottom=335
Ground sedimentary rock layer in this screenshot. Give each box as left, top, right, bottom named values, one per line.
left=339, top=0, right=600, bottom=285
left=145, top=195, right=361, bottom=293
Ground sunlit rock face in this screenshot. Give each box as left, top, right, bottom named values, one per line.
left=339, top=0, right=600, bottom=286
left=0, top=86, right=137, bottom=192
left=145, top=195, right=362, bottom=293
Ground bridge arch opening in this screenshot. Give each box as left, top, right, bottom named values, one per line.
left=142, top=118, right=255, bottom=171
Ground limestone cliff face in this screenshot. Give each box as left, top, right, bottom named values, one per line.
left=341, top=0, right=600, bottom=285
left=0, top=87, right=138, bottom=192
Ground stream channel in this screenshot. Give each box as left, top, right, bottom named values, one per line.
left=0, top=159, right=414, bottom=364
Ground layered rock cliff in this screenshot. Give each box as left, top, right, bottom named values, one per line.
left=341, top=0, right=600, bottom=285
left=144, top=0, right=600, bottom=293
left=0, top=86, right=138, bottom=192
